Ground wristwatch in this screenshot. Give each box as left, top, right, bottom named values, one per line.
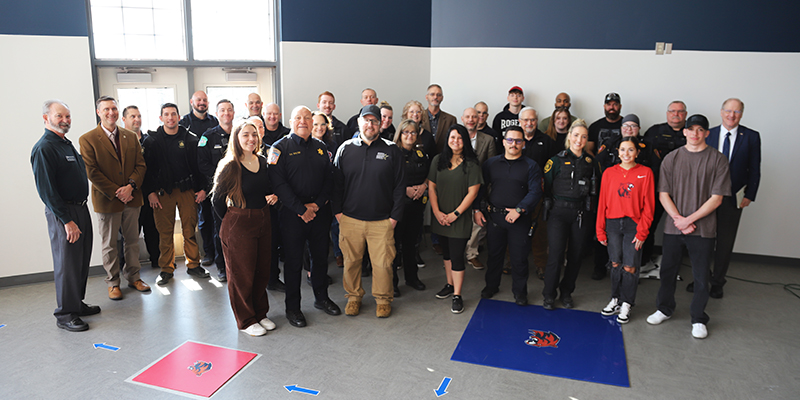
left=453, top=210, right=461, bottom=217
left=515, top=207, right=524, bottom=214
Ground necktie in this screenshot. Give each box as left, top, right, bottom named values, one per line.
left=111, top=132, right=121, bottom=160
left=722, top=132, right=731, bottom=160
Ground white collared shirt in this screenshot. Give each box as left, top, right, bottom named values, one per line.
left=101, top=124, right=119, bottom=149
left=718, top=125, right=738, bottom=159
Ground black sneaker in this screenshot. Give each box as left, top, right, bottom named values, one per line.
left=480, top=286, right=499, bottom=299
left=543, top=297, right=555, bottom=310
left=156, top=272, right=173, bottom=285
left=201, top=255, right=214, bottom=266
left=187, top=267, right=210, bottom=279
left=435, top=284, right=454, bottom=299
left=451, top=295, right=464, bottom=314
left=561, top=295, right=574, bottom=309
left=217, top=270, right=227, bottom=282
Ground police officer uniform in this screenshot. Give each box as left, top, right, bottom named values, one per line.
left=268, top=132, right=340, bottom=324
left=393, top=145, right=429, bottom=293
left=542, top=149, right=598, bottom=309
left=641, top=123, right=686, bottom=262
left=197, top=125, right=230, bottom=279
left=479, top=154, right=543, bottom=303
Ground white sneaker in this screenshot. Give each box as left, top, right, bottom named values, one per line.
left=692, top=323, right=708, bottom=339
left=640, top=260, right=657, bottom=273
left=241, top=323, right=267, bottom=336
left=259, top=317, right=277, bottom=331
left=647, top=310, right=671, bottom=325
left=617, top=302, right=631, bottom=324
left=601, top=298, right=620, bottom=315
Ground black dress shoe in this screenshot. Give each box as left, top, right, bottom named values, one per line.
left=407, top=280, right=426, bottom=291
left=267, top=280, right=286, bottom=292
left=515, top=294, right=528, bottom=306
left=394, top=287, right=401, bottom=297
left=686, top=282, right=695, bottom=292
left=314, top=299, right=342, bottom=315
left=709, top=285, right=724, bottom=299
left=187, top=267, right=210, bottom=279
left=286, top=310, right=307, bottom=327
left=480, top=286, right=499, bottom=299
left=79, top=303, right=101, bottom=316
left=57, top=317, right=89, bottom=332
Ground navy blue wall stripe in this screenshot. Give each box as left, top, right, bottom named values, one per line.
left=432, top=0, right=800, bottom=52
left=0, top=0, right=88, bottom=37
left=280, top=0, right=432, bottom=47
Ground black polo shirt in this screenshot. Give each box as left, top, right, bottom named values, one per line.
left=268, top=133, right=333, bottom=215
left=31, top=129, right=89, bottom=224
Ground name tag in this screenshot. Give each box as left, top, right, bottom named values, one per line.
left=376, top=152, right=388, bottom=160
left=66, top=155, right=76, bottom=162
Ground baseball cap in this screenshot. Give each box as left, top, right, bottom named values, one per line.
left=605, top=92, right=621, bottom=103
left=685, top=114, right=709, bottom=130
left=360, top=104, right=380, bottom=119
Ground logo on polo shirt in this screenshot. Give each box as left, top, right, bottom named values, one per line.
left=376, top=152, right=389, bottom=160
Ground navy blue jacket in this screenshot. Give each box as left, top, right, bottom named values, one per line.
left=706, top=125, right=761, bottom=201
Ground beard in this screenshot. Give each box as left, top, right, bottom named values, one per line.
left=605, top=109, right=619, bottom=120
left=50, top=121, right=71, bottom=134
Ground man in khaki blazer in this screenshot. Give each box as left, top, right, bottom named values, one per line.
left=79, top=96, right=149, bottom=300
left=419, top=84, right=458, bottom=153
left=463, top=107, right=496, bottom=269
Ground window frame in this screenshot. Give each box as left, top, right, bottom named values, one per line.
left=85, top=0, right=282, bottom=108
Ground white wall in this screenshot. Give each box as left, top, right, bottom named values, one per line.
left=280, top=42, right=432, bottom=125
left=431, top=47, right=800, bottom=258
left=0, top=34, right=100, bottom=278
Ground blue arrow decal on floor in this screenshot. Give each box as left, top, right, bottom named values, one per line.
left=434, top=377, right=452, bottom=397
left=93, top=343, right=120, bottom=352
left=284, top=384, right=320, bottom=396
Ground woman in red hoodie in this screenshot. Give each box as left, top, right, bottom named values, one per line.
left=597, top=135, right=654, bottom=324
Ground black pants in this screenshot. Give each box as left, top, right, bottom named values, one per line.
left=268, top=204, right=282, bottom=285
left=45, top=205, right=92, bottom=322
left=605, top=217, right=642, bottom=305
left=642, top=199, right=665, bottom=261
left=280, top=205, right=332, bottom=311
left=657, top=234, right=713, bottom=324
left=440, top=236, right=468, bottom=271
left=138, top=201, right=160, bottom=265
left=485, top=211, right=531, bottom=296
left=394, top=199, right=424, bottom=287
left=198, top=197, right=215, bottom=259
left=543, top=206, right=589, bottom=299
left=711, top=196, right=742, bottom=288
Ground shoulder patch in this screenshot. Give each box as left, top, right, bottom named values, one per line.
left=638, top=142, right=646, bottom=148
left=198, top=136, right=207, bottom=147
left=544, top=159, right=553, bottom=173
left=267, top=147, right=281, bottom=165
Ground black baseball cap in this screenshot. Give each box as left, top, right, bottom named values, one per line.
left=685, top=114, right=709, bottom=130
left=604, top=93, right=621, bottom=103
left=360, top=104, right=380, bottom=119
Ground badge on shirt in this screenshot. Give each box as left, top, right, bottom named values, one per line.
left=544, top=159, right=553, bottom=173
left=376, top=152, right=389, bottom=160
left=198, top=136, right=208, bottom=147
left=65, top=155, right=76, bottom=162
left=416, top=150, right=424, bottom=158
left=267, top=147, right=281, bottom=165
left=585, top=157, right=591, bottom=163
left=317, top=148, right=324, bottom=156
left=178, top=140, right=185, bottom=149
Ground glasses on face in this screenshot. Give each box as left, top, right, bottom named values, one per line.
left=363, top=119, right=380, bottom=126
left=504, top=138, right=524, bottom=144
left=408, top=110, right=421, bottom=115
left=401, top=130, right=417, bottom=136
left=722, top=109, right=743, bottom=115
left=621, top=124, right=639, bottom=130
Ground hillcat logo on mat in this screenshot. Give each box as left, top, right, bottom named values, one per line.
left=188, top=360, right=212, bottom=377
left=525, top=329, right=561, bottom=348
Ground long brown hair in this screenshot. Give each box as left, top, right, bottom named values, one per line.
left=545, top=107, right=572, bottom=142
left=212, top=120, right=261, bottom=208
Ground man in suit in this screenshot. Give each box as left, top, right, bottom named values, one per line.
left=688, top=98, right=761, bottom=298
left=462, top=107, right=496, bottom=270
left=79, top=96, right=149, bottom=300
left=420, top=84, right=457, bottom=153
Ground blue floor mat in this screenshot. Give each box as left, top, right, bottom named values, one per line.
left=451, top=299, right=629, bottom=387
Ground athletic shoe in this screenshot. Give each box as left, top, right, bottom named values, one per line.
left=601, top=298, right=620, bottom=315
left=647, top=310, right=671, bottom=325
left=187, top=266, right=210, bottom=279
left=692, top=323, right=708, bottom=339
left=451, top=295, right=464, bottom=314
left=435, top=284, right=454, bottom=299
left=241, top=323, right=267, bottom=337
left=617, top=302, right=631, bottom=324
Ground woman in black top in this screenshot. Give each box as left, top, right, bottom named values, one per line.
left=545, top=107, right=573, bottom=150
left=311, top=111, right=338, bottom=159
left=391, top=119, right=429, bottom=296
left=402, top=100, right=437, bottom=156
left=212, top=120, right=278, bottom=337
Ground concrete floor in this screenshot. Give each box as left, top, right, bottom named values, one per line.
left=0, top=249, right=798, bottom=399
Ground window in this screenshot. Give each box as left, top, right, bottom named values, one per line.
left=89, top=0, right=186, bottom=60
left=207, top=86, right=259, bottom=122
left=191, top=0, right=275, bottom=61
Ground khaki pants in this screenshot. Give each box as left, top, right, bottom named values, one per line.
left=97, top=206, right=141, bottom=287
left=153, top=190, right=199, bottom=273
left=465, top=219, right=486, bottom=260
left=339, top=215, right=395, bottom=305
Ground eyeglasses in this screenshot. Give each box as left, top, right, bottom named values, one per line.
left=401, top=131, right=417, bottom=136
left=362, top=119, right=380, bottom=125
left=722, top=109, right=743, bottom=115
left=621, top=124, right=639, bottom=129
left=504, top=138, right=524, bottom=144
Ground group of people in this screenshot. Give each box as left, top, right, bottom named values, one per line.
left=31, top=84, right=760, bottom=340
